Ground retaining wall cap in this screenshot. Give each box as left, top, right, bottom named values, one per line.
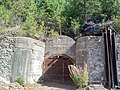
left=77, top=36, right=103, bottom=43
left=46, top=35, right=75, bottom=43
left=11, top=37, right=45, bottom=48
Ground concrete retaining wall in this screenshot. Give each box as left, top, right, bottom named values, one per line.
left=45, top=35, right=76, bottom=61
left=11, top=37, right=45, bottom=83
left=0, top=37, right=45, bottom=83
left=76, top=36, right=105, bottom=83
left=0, top=35, right=120, bottom=85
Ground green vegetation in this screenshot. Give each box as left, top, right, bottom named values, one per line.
left=15, top=77, right=26, bottom=85
left=71, top=72, right=88, bottom=89
left=0, top=0, right=120, bottom=40
left=68, top=65, right=88, bottom=89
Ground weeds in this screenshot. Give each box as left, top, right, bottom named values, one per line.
left=68, top=65, right=88, bottom=89
left=15, top=77, right=25, bottom=85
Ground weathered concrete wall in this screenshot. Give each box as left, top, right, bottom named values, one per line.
left=45, top=35, right=76, bottom=61
left=0, top=37, right=45, bottom=83
left=0, top=35, right=76, bottom=84
left=76, top=36, right=105, bottom=83
left=11, top=37, right=45, bottom=83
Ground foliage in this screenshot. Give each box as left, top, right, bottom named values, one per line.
left=36, top=21, right=59, bottom=39
left=0, top=0, right=30, bottom=27
left=22, top=0, right=37, bottom=37
left=0, top=0, right=120, bottom=39
left=63, top=0, right=120, bottom=38
left=112, top=16, right=120, bottom=32
left=15, top=77, right=25, bottom=85
left=35, top=0, right=66, bottom=35
left=113, top=85, right=117, bottom=90
left=68, top=65, right=88, bottom=89
left=71, top=74, right=81, bottom=87
left=113, top=87, right=116, bottom=90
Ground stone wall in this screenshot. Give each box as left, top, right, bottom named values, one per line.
left=0, top=37, right=45, bottom=83
left=1, top=35, right=120, bottom=85
left=0, top=36, right=14, bottom=84
left=76, top=36, right=105, bottom=83
left=45, top=35, right=76, bottom=61
left=116, top=36, right=120, bottom=81
left=0, top=35, right=76, bottom=84
left=0, top=35, right=106, bottom=84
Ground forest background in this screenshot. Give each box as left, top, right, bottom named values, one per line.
left=0, top=0, right=120, bottom=40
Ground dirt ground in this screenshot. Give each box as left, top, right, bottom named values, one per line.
left=0, top=81, right=77, bottom=90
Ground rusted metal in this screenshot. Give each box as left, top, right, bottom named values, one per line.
left=105, top=27, right=111, bottom=90
left=43, top=56, right=74, bottom=84
left=104, top=25, right=119, bottom=89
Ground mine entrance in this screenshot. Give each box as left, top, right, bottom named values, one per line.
left=43, top=55, right=74, bottom=84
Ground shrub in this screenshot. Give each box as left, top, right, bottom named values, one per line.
left=68, top=65, right=88, bottom=89
left=71, top=74, right=82, bottom=87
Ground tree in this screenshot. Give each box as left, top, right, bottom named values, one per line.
left=0, top=0, right=30, bottom=27
left=35, top=0, right=66, bottom=34
left=0, top=0, right=120, bottom=39
left=63, top=0, right=120, bottom=38
left=22, top=0, right=37, bottom=37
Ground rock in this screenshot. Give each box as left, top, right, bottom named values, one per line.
left=8, top=82, right=24, bottom=90
left=23, top=83, right=41, bottom=90
left=87, top=86, right=95, bottom=90
left=0, top=81, right=9, bottom=90
left=87, top=84, right=107, bottom=90
left=0, top=85, right=8, bottom=90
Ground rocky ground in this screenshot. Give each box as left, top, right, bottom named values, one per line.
left=0, top=81, right=108, bottom=90
left=0, top=81, right=77, bottom=90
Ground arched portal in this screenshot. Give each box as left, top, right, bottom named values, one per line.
left=43, top=55, right=74, bottom=84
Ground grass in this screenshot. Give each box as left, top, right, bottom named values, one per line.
left=68, top=65, right=88, bottom=89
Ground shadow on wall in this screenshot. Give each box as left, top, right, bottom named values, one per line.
left=38, top=54, right=75, bottom=85
left=37, top=35, right=76, bottom=84
left=44, top=35, right=76, bottom=61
